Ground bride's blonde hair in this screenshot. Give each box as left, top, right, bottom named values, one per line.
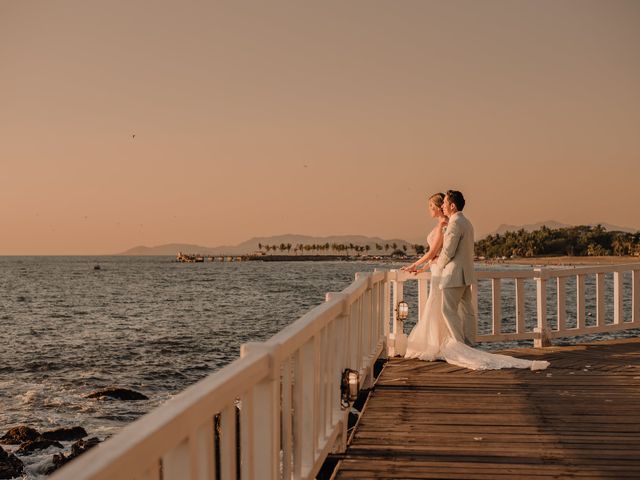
left=429, top=192, right=445, bottom=210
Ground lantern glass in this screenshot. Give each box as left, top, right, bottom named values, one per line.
left=341, top=368, right=360, bottom=407
left=397, top=301, right=409, bottom=320
left=348, top=371, right=359, bottom=401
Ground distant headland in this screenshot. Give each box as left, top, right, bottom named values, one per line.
left=119, top=222, right=640, bottom=262
left=119, top=234, right=418, bottom=257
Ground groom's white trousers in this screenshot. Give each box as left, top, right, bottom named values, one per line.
left=441, top=285, right=475, bottom=345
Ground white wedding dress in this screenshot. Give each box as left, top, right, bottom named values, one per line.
left=404, top=229, right=549, bottom=371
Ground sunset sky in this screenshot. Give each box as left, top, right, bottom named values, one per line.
left=1, top=1, right=639, bottom=255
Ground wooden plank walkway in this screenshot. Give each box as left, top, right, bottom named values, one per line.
left=333, top=338, right=640, bottom=479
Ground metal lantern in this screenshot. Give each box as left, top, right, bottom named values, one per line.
left=396, top=301, right=409, bottom=321
left=341, top=368, right=360, bottom=408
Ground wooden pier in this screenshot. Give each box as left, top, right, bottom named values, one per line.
left=334, top=338, right=640, bottom=479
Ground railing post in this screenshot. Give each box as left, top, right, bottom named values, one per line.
left=577, top=274, right=586, bottom=329
left=374, top=270, right=390, bottom=359
left=515, top=278, right=525, bottom=334
left=633, top=270, right=640, bottom=324
left=596, top=273, right=606, bottom=327
left=326, top=292, right=349, bottom=453
left=190, top=421, right=216, bottom=480
left=240, top=342, right=280, bottom=480
left=389, top=274, right=407, bottom=356
left=293, top=337, right=318, bottom=479
left=162, top=439, right=190, bottom=480
left=534, top=268, right=551, bottom=348
left=280, top=356, right=294, bottom=480
left=557, top=277, right=566, bottom=333
left=491, top=278, right=501, bottom=335
left=219, top=404, right=238, bottom=480
left=383, top=272, right=392, bottom=356
left=613, top=271, right=624, bottom=325
left=356, top=272, right=375, bottom=389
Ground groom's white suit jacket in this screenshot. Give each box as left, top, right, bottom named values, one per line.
left=437, top=211, right=476, bottom=289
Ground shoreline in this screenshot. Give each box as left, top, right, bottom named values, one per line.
left=480, top=255, right=640, bottom=267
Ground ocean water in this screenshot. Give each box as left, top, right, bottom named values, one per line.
left=1, top=256, right=638, bottom=478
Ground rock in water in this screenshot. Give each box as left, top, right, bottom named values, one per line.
left=70, top=437, right=100, bottom=456
left=0, top=426, right=40, bottom=445
left=0, top=446, right=24, bottom=479
left=42, top=427, right=88, bottom=442
left=16, top=439, right=63, bottom=455
left=44, top=437, right=101, bottom=475
left=86, top=388, right=148, bottom=400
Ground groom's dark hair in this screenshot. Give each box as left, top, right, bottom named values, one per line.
left=446, top=190, right=465, bottom=211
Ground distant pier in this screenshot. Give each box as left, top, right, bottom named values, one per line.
left=176, top=252, right=250, bottom=262
left=176, top=252, right=397, bottom=263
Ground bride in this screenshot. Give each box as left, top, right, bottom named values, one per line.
left=402, top=192, right=549, bottom=371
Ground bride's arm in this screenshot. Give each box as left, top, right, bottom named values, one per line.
left=402, top=250, right=432, bottom=271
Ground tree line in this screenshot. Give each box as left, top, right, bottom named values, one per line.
left=257, top=242, right=426, bottom=256
left=475, top=225, right=640, bottom=258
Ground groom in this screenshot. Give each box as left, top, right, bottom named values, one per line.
left=436, top=190, right=476, bottom=345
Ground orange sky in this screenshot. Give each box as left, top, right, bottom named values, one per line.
left=1, top=1, right=639, bottom=255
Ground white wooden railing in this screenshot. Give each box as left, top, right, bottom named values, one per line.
left=51, top=263, right=640, bottom=480
left=389, top=263, right=640, bottom=350
left=51, top=270, right=389, bottom=480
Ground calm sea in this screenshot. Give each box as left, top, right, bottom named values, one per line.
left=1, top=256, right=638, bottom=478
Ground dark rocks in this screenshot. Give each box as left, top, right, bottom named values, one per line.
left=70, top=437, right=100, bottom=456
left=41, top=426, right=88, bottom=442
left=0, top=426, right=40, bottom=445
left=87, top=388, right=148, bottom=400
left=45, top=453, right=67, bottom=475
left=15, top=439, right=63, bottom=456
left=43, top=438, right=101, bottom=475
left=1, top=425, right=88, bottom=446
left=0, top=446, right=24, bottom=479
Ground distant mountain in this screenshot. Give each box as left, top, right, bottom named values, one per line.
left=119, top=234, right=415, bottom=256
left=484, top=220, right=638, bottom=238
